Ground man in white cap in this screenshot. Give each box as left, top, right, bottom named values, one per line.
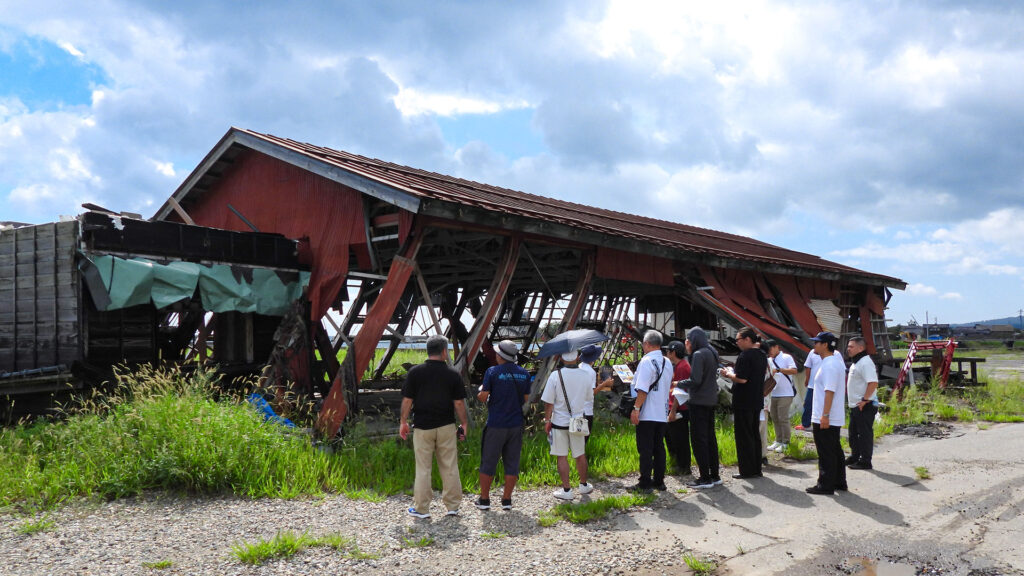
left=542, top=349, right=595, bottom=500
left=475, top=340, right=532, bottom=510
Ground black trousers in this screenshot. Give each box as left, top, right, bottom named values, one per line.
left=733, top=408, right=762, bottom=476
left=848, top=404, right=877, bottom=465
left=812, top=424, right=846, bottom=490
left=688, top=405, right=720, bottom=480
left=635, top=421, right=667, bottom=486
left=664, top=411, right=691, bottom=472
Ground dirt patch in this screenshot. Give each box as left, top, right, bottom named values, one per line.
left=892, top=421, right=956, bottom=439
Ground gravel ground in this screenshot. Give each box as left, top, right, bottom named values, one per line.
left=0, top=474, right=706, bottom=576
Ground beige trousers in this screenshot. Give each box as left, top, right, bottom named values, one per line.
left=769, top=395, right=794, bottom=444
left=412, top=423, right=462, bottom=514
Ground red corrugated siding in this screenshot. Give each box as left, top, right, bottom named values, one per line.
left=181, top=149, right=366, bottom=320
left=595, top=247, right=674, bottom=286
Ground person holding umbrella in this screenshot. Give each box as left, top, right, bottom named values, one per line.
left=541, top=349, right=596, bottom=500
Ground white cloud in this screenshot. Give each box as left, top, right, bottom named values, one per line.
left=150, top=160, right=175, bottom=177
left=906, top=283, right=938, bottom=296
left=940, top=292, right=963, bottom=300
left=57, top=40, right=83, bottom=58
left=393, top=87, right=529, bottom=117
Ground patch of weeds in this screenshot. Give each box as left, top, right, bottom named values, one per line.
left=142, top=560, right=173, bottom=569
left=914, top=466, right=931, bottom=480
left=537, top=510, right=559, bottom=527
left=683, top=553, right=718, bottom=575
left=343, top=488, right=386, bottom=503
left=346, top=545, right=380, bottom=560
left=545, top=493, right=657, bottom=525
left=231, top=530, right=354, bottom=565
left=736, top=544, right=745, bottom=555
left=480, top=531, right=507, bottom=539
left=977, top=423, right=990, bottom=430
left=16, top=515, right=55, bottom=535
left=784, top=437, right=817, bottom=461
left=676, top=488, right=689, bottom=494
left=402, top=535, right=434, bottom=548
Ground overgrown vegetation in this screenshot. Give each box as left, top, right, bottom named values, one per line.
left=141, top=560, right=173, bottom=569
left=540, top=493, right=657, bottom=525
left=1, top=351, right=1020, bottom=513
left=231, top=530, right=353, bottom=565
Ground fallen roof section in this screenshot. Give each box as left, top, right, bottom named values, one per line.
left=154, top=127, right=906, bottom=290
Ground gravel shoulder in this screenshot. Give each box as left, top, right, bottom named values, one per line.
left=2, top=422, right=1022, bottom=576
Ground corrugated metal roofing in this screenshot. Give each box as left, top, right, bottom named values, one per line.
left=164, top=128, right=905, bottom=287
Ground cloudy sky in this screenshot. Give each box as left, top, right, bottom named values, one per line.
left=2, top=1, right=1022, bottom=325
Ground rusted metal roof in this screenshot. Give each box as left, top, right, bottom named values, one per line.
left=157, top=127, right=905, bottom=287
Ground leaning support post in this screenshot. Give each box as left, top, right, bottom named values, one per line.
left=453, top=237, right=521, bottom=382
left=316, top=229, right=425, bottom=439
left=529, top=251, right=596, bottom=402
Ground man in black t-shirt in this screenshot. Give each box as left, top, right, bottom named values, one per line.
left=719, top=327, right=768, bottom=479
left=399, top=335, right=469, bottom=519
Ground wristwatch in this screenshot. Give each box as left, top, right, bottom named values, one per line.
left=632, top=405, right=641, bottom=411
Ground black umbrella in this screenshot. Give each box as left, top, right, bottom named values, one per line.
left=536, top=329, right=609, bottom=359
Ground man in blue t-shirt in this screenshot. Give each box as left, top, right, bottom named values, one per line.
left=475, top=340, right=532, bottom=510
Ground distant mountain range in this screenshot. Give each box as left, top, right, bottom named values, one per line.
left=951, top=316, right=1024, bottom=328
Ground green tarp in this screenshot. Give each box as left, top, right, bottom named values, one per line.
left=86, top=254, right=309, bottom=316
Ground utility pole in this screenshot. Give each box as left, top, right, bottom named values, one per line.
left=1019, top=308, right=1023, bottom=331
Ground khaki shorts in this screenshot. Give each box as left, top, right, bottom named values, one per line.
left=550, top=428, right=586, bottom=457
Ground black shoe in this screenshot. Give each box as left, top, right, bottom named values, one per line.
left=475, top=498, right=490, bottom=510
left=848, top=462, right=873, bottom=470
left=501, top=498, right=512, bottom=510
left=762, top=457, right=769, bottom=466
left=654, top=482, right=668, bottom=492
left=732, top=473, right=763, bottom=479
left=806, top=485, right=834, bottom=495
left=711, top=476, right=723, bottom=486
left=630, top=482, right=653, bottom=493
left=836, top=484, right=848, bottom=491
left=845, top=456, right=859, bottom=466
left=686, top=477, right=714, bottom=489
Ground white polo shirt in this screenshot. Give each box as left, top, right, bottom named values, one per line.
left=847, top=355, right=879, bottom=408
left=804, top=349, right=843, bottom=388
left=541, top=366, right=593, bottom=427
left=811, top=353, right=847, bottom=426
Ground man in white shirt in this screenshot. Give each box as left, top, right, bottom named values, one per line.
left=542, top=350, right=595, bottom=500
left=799, top=344, right=844, bottom=430
left=765, top=340, right=798, bottom=453
left=845, top=336, right=879, bottom=470
left=806, top=332, right=848, bottom=495
left=629, top=330, right=673, bottom=493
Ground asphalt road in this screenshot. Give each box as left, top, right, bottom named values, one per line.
left=616, top=421, right=1024, bottom=575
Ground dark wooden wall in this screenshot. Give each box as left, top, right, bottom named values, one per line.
left=0, top=221, right=81, bottom=372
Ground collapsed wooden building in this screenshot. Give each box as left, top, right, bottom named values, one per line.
left=3, top=127, right=906, bottom=433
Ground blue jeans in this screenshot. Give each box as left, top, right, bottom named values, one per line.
left=801, top=387, right=814, bottom=428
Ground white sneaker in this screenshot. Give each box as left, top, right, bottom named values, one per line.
left=775, top=443, right=788, bottom=453
left=578, top=482, right=594, bottom=495
left=553, top=488, right=575, bottom=500
left=767, top=441, right=780, bottom=451
left=445, top=509, right=459, bottom=516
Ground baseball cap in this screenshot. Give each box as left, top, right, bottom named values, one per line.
left=809, top=331, right=837, bottom=343
left=665, top=340, right=686, bottom=356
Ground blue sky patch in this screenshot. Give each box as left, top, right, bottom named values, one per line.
left=437, top=107, right=546, bottom=160
left=0, top=31, right=106, bottom=109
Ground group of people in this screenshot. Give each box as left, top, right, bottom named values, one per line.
left=398, top=324, right=880, bottom=518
